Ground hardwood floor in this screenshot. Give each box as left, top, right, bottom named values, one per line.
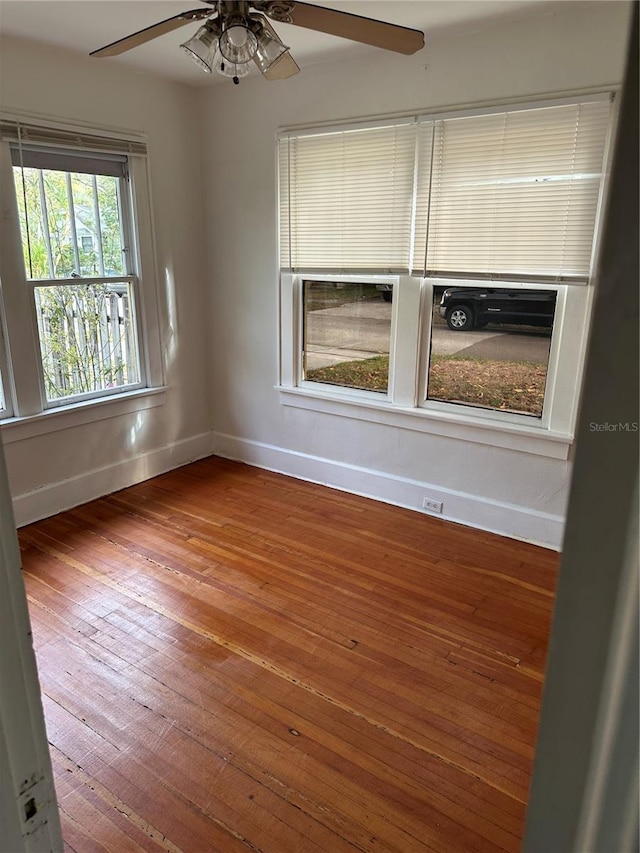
left=19, top=456, right=559, bottom=853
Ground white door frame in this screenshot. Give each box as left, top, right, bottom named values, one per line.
left=0, top=433, right=62, bottom=853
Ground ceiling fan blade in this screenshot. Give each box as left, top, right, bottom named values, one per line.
left=266, top=2, right=424, bottom=55
left=253, top=17, right=300, bottom=80
left=90, top=8, right=212, bottom=57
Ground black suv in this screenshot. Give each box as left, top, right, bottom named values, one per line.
left=439, top=287, right=556, bottom=331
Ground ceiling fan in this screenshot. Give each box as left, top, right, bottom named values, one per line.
left=90, top=1, right=425, bottom=84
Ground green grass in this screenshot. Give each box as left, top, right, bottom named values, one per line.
left=306, top=353, right=548, bottom=415
left=306, top=355, right=390, bottom=393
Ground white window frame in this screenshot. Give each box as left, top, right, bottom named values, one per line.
left=0, top=304, right=13, bottom=418
left=0, top=116, right=165, bottom=437
left=279, top=272, right=591, bottom=460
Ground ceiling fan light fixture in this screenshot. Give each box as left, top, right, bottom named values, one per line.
left=180, top=21, right=220, bottom=73
left=219, top=21, right=258, bottom=65
left=91, top=2, right=423, bottom=85
left=254, top=23, right=290, bottom=73
left=212, top=47, right=252, bottom=81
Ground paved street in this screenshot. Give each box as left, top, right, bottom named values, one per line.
left=431, top=326, right=552, bottom=363
left=305, top=301, right=392, bottom=368
left=305, top=301, right=552, bottom=369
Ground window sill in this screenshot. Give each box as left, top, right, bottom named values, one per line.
left=277, top=386, right=573, bottom=460
left=0, top=386, right=167, bottom=444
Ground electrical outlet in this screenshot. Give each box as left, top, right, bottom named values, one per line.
left=422, top=497, right=443, bottom=514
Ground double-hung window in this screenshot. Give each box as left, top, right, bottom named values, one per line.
left=0, top=118, right=163, bottom=423
left=278, top=94, right=613, bottom=451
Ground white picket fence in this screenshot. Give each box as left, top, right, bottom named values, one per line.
left=34, top=281, right=139, bottom=400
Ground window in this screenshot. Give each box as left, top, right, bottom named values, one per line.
left=13, top=157, right=141, bottom=403
left=278, top=94, right=613, bottom=446
left=302, top=280, right=393, bottom=394
left=425, top=283, right=558, bottom=419
left=0, top=118, right=163, bottom=421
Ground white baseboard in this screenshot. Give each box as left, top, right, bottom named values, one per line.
left=12, top=432, right=214, bottom=527
left=212, top=432, right=564, bottom=551
left=12, top=428, right=565, bottom=549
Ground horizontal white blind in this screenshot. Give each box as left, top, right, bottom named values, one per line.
left=280, top=123, right=417, bottom=272
left=0, top=119, right=147, bottom=158
left=424, top=101, right=611, bottom=277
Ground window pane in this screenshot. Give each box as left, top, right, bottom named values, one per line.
left=13, top=167, right=125, bottom=280
left=34, top=282, right=140, bottom=402
left=97, top=175, right=125, bottom=276
left=302, top=281, right=392, bottom=393
left=427, top=287, right=556, bottom=418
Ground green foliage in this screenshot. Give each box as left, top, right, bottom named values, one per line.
left=13, top=167, right=124, bottom=280
left=306, top=355, right=389, bottom=392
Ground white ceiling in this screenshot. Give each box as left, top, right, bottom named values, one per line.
left=0, top=0, right=552, bottom=86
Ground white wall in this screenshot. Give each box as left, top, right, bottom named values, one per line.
left=0, top=2, right=631, bottom=546
left=199, top=0, right=631, bottom=549
left=0, top=37, right=213, bottom=519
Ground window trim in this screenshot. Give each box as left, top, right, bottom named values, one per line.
left=0, top=305, right=13, bottom=418
left=279, top=272, right=590, bottom=457
left=0, top=115, right=164, bottom=424
left=277, top=386, right=573, bottom=460
left=0, top=385, right=167, bottom=444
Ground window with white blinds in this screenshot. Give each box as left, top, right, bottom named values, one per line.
left=279, top=122, right=418, bottom=273
left=279, top=96, right=612, bottom=279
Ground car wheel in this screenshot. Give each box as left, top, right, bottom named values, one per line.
left=382, top=291, right=392, bottom=302
left=446, top=305, right=474, bottom=331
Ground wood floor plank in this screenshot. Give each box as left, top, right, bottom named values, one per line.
left=24, top=546, right=537, bottom=789
left=20, top=456, right=558, bottom=852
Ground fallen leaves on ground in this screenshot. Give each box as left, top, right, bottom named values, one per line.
left=306, top=354, right=548, bottom=415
